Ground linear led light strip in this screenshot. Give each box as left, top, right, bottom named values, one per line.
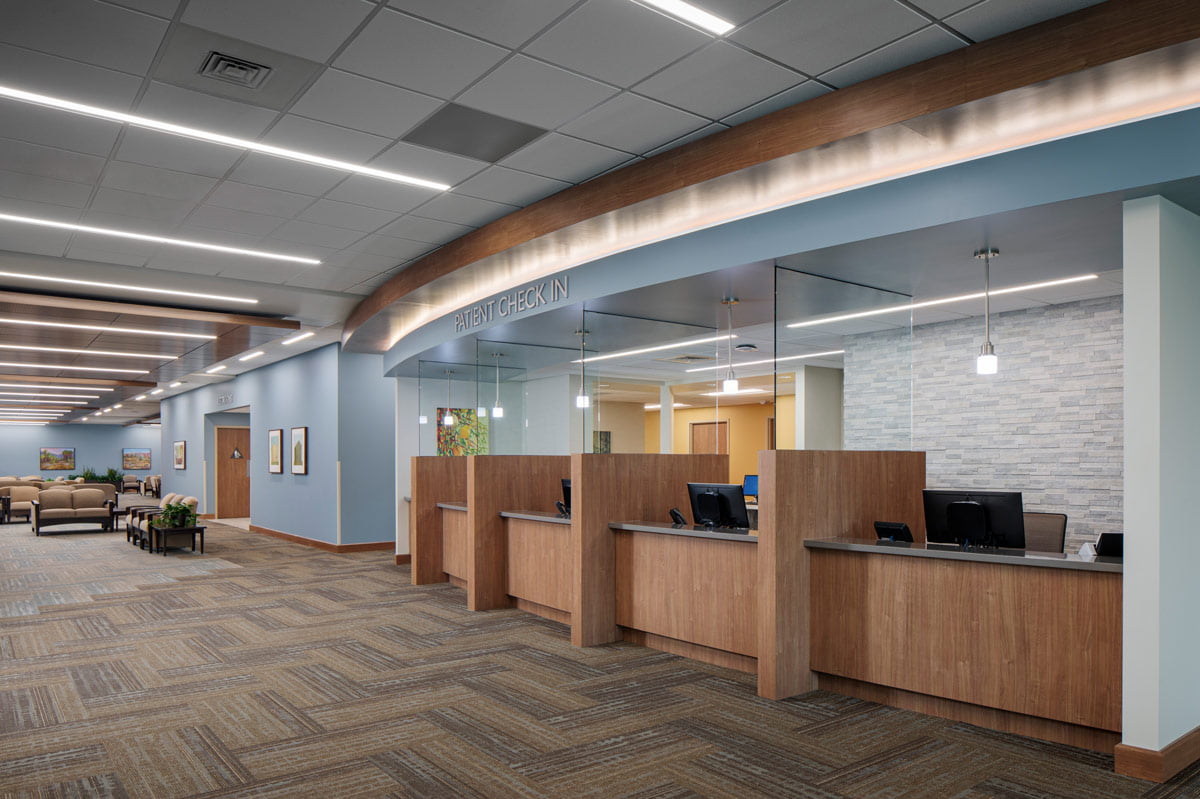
left=786, top=275, right=1099, bottom=328
left=0, top=382, right=113, bottom=391
left=0, top=361, right=147, bottom=374
left=0, top=84, right=451, bottom=191
left=0, top=398, right=87, bottom=405
left=0, top=343, right=175, bottom=360
left=0, top=317, right=217, bottom=340
left=0, top=270, right=260, bottom=305
left=635, top=0, right=734, bottom=35
left=685, top=349, right=846, bottom=373
left=572, top=334, right=735, bottom=364
left=0, top=214, right=318, bottom=265
left=0, top=391, right=100, bottom=398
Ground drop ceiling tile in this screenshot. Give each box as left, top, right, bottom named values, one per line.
left=298, top=199, right=400, bottom=232
left=139, top=251, right=228, bottom=275
left=291, top=69, right=445, bottom=140
left=454, top=167, right=571, bottom=206
left=560, top=94, right=708, bottom=154
left=0, top=102, right=121, bottom=157
left=0, top=44, right=142, bottom=108
left=101, top=161, right=219, bottom=203
left=412, top=193, right=518, bottom=227
left=171, top=224, right=272, bottom=250
left=457, top=56, right=618, bottom=129
left=260, top=115, right=393, bottom=164
left=945, top=0, right=1106, bottom=42
left=283, top=268, right=378, bottom=292
left=89, top=187, right=198, bottom=226
left=115, top=129, right=244, bottom=178
left=908, top=0, right=978, bottom=17
left=387, top=0, right=579, bottom=48
left=64, top=242, right=155, bottom=266
left=214, top=259, right=309, bottom=283
left=137, top=82, right=278, bottom=139
left=0, top=138, right=106, bottom=184
left=0, top=226, right=73, bottom=258
left=324, top=176, right=437, bottom=215
left=0, top=0, right=168, bottom=75
left=0, top=197, right=84, bottom=222
left=206, top=181, right=315, bottom=218
left=635, top=41, right=803, bottom=120
left=342, top=234, right=431, bottom=261
left=499, top=133, right=632, bottom=183
left=644, top=123, right=729, bottom=157
left=334, top=9, right=509, bottom=99
left=186, top=204, right=289, bottom=237
left=272, top=219, right=365, bottom=249
left=0, top=169, right=92, bottom=208
left=525, top=0, right=710, bottom=88
left=371, top=141, right=489, bottom=187
left=700, top=0, right=784, bottom=25
left=181, top=0, right=375, bottom=61
left=382, top=215, right=474, bottom=245
left=720, top=81, right=832, bottom=125
left=227, top=154, right=346, bottom=196
left=821, top=26, right=965, bottom=88
left=731, top=0, right=926, bottom=75
left=103, top=0, right=182, bottom=17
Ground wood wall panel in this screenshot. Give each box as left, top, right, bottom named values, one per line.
left=467, top=455, right=569, bottom=610
left=571, top=453, right=727, bottom=647
left=614, top=531, right=756, bottom=656
left=756, top=450, right=925, bottom=700
left=214, top=427, right=250, bottom=518
left=809, top=548, right=1122, bottom=732
left=441, top=508, right=468, bottom=581
left=506, top=517, right=572, bottom=613
left=409, top=456, right=466, bottom=584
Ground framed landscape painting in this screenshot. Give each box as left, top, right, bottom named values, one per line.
left=290, top=427, right=307, bottom=475
left=173, top=440, right=186, bottom=470
left=122, top=448, right=151, bottom=470
left=40, top=447, right=75, bottom=471
left=267, top=429, right=283, bottom=474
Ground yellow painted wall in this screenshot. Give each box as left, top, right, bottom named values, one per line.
left=644, top=410, right=660, bottom=453
left=672, top=403, right=774, bottom=483
left=775, top=394, right=795, bottom=449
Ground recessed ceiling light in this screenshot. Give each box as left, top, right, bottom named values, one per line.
left=633, top=0, right=734, bottom=35
left=205, top=365, right=227, bottom=374
left=133, top=394, right=147, bottom=401
left=281, top=331, right=314, bottom=345
left=150, top=389, right=164, bottom=395
left=0, top=398, right=87, bottom=405
left=0, top=361, right=147, bottom=374
left=787, top=274, right=1100, bottom=328
left=0, top=84, right=452, bottom=191
left=0, top=343, right=175, bottom=360
left=0, top=382, right=113, bottom=391
left=685, top=350, right=846, bottom=372
left=168, top=382, right=182, bottom=388
left=0, top=391, right=100, bottom=399
left=573, top=334, right=736, bottom=364
left=112, top=404, right=123, bottom=409
left=0, top=270, right=260, bottom=304
left=238, top=351, right=264, bottom=362
left=0, top=317, right=218, bottom=340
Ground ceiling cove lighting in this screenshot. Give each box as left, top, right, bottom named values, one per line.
left=0, top=84, right=451, bottom=191
left=238, top=351, right=265, bottom=362
left=0, top=270, right=260, bottom=304
left=281, top=331, right=314, bottom=346
left=686, top=350, right=847, bottom=372
left=571, top=333, right=735, bottom=364
left=205, top=365, right=227, bottom=374
left=975, top=248, right=999, bottom=375
left=720, top=297, right=738, bottom=394
left=0, top=317, right=217, bottom=340
left=0, top=382, right=113, bottom=392
left=0, top=391, right=100, bottom=399
left=0, top=361, right=147, bottom=374
left=0, top=214, right=319, bottom=265
left=0, top=343, right=175, bottom=360
left=786, top=274, right=1099, bottom=328
left=634, top=0, right=735, bottom=35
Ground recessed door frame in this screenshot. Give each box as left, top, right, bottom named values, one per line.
left=214, top=425, right=251, bottom=519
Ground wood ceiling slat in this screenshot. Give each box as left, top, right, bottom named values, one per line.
left=0, top=290, right=300, bottom=329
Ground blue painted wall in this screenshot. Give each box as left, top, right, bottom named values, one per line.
left=0, top=424, right=159, bottom=479
left=338, top=351, right=396, bottom=544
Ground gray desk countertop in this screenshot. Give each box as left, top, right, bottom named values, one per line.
left=500, top=510, right=570, bottom=526
left=435, top=502, right=467, bottom=512
left=610, top=520, right=757, bottom=544
left=804, top=537, right=1122, bottom=573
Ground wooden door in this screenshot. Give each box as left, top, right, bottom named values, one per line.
left=690, top=420, right=728, bottom=454
left=767, top=417, right=776, bottom=450
left=215, top=427, right=250, bottom=518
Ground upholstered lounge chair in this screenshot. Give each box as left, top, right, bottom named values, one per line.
left=121, top=475, right=141, bottom=494
left=31, top=488, right=116, bottom=535
left=126, top=492, right=180, bottom=546
left=7, top=485, right=42, bottom=523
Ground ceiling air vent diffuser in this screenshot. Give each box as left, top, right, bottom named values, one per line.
left=199, top=51, right=272, bottom=89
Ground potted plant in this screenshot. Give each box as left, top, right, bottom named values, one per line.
left=157, top=501, right=197, bottom=529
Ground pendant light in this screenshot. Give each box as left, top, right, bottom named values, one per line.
left=491, top=352, right=504, bottom=418
left=443, top=370, right=456, bottom=425
left=721, top=297, right=739, bottom=393
left=974, top=248, right=999, bottom=375
left=575, top=329, right=590, bottom=408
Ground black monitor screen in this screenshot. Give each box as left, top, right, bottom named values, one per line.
left=742, top=474, right=759, bottom=498
left=923, top=489, right=1025, bottom=548
left=561, top=479, right=571, bottom=513
left=687, top=483, right=750, bottom=529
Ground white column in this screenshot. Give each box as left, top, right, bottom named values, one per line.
left=659, top=384, right=674, bottom=453
left=792, top=370, right=806, bottom=449
left=394, top=377, right=419, bottom=555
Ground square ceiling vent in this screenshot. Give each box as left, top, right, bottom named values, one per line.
left=402, top=103, right=547, bottom=163
left=200, top=51, right=272, bottom=89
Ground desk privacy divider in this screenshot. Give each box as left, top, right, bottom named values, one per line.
left=409, top=456, right=467, bottom=585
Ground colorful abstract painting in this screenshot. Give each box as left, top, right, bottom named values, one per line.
left=40, top=447, right=75, bottom=471
left=436, top=408, right=489, bottom=456
left=122, top=448, right=151, bottom=470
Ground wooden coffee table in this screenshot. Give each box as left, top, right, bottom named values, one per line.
left=148, top=523, right=205, bottom=556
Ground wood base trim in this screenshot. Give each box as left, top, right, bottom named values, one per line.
left=393, top=554, right=412, bottom=566
left=197, top=513, right=216, bottom=519
left=513, top=597, right=571, bottom=626
left=622, top=628, right=757, bottom=675
left=247, top=524, right=393, bottom=553
left=1115, top=723, right=1200, bottom=783
left=818, top=674, right=1119, bottom=753
left=448, top=575, right=467, bottom=590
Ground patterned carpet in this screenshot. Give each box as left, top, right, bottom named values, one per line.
left=1, top=518, right=1197, bottom=799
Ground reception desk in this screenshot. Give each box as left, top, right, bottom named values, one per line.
left=806, top=538, right=1122, bottom=750
left=435, top=502, right=468, bottom=587
left=500, top=511, right=571, bottom=623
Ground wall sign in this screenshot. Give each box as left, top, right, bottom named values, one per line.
left=217, top=393, right=236, bottom=406
left=454, top=276, right=569, bottom=333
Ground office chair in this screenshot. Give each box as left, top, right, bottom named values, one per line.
left=1023, top=512, right=1067, bottom=553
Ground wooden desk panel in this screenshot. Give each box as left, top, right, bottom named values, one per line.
left=809, top=548, right=1121, bottom=732
left=614, top=530, right=757, bottom=657
left=441, top=508, right=468, bottom=581
left=506, top=517, right=572, bottom=613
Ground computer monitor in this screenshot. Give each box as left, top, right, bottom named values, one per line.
left=742, top=474, right=759, bottom=499
left=923, top=489, right=1025, bottom=548
left=687, top=483, right=750, bottom=529
left=561, top=479, right=571, bottom=513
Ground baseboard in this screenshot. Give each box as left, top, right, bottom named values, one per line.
left=1115, top=723, right=1200, bottom=783
left=393, top=554, right=411, bottom=566
left=512, top=597, right=571, bottom=626
left=621, top=628, right=757, bottom=675
left=247, top=524, right=393, bottom=554
left=197, top=513, right=216, bottom=519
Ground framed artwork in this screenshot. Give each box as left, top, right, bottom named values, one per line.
left=40, top=447, right=75, bottom=471
left=267, top=429, right=283, bottom=474
left=122, top=448, right=151, bottom=470
left=173, top=440, right=186, bottom=470
left=436, top=409, right=488, bottom=456
left=290, top=426, right=307, bottom=475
